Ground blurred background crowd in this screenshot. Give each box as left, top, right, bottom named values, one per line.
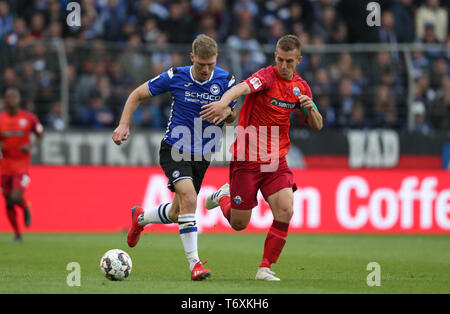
left=0, top=0, right=449, bottom=133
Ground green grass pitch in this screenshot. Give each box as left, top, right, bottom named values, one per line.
left=0, top=233, right=449, bottom=294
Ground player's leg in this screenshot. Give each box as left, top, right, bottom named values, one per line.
left=173, top=178, right=210, bottom=280
left=205, top=161, right=258, bottom=230
left=2, top=176, right=21, bottom=242
left=256, top=159, right=295, bottom=281
left=11, top=174, right=31, bottom=227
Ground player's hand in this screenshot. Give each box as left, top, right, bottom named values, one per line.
left=200, top=101, right=230, bottom=125
left=112, top=124, right=130, bottom=145
left=20, top=144, right=32, bottom=153
left=298, top=95, right=316, bottom=112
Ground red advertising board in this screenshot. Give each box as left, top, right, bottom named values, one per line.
left=0, top=166, right=449, bottom=233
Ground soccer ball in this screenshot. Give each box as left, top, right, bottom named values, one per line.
left=100, top=249, right=132, bottom=281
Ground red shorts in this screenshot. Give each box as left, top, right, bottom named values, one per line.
left=229, top=157, right=297, bottom=210
left=1, top=174, right=30, bottom=195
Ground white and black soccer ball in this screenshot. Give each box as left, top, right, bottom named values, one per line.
left=100, top=249, right=132, bottom=281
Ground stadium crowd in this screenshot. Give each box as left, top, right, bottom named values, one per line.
left=0, top=0, right=449, bottom=132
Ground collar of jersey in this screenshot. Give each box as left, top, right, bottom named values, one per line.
left=189, top=66, right=215, bottom=85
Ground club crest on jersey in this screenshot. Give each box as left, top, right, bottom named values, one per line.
left=210, top=84, right=220, bottom=95
left=19, top=119, right=27, bottom=127
left=233, top=195, right=242, bottom=205
left=172, top=170, right=180, bottom=178
left=293, top=87, right=301, bottom=96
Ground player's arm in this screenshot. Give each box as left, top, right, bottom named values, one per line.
left=21, top=117, right=44, bottom=153
left=298, top=94, right=323, bottom=131
left=200, top=82, right=251, bottom=124
left=112, top=82, right=150, bottom=145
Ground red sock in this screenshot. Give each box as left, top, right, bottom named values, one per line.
left=6, top=207, right=20, bottom=236
left=259, top=220, right=289, bottom=268
left=219, top=195, right=231, bottom=222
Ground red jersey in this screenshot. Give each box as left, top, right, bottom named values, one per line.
left=231, top=65, right=314, bottom=162
left=0, top=109, right=43, bottom=174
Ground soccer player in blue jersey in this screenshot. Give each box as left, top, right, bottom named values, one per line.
left=112, top=34, right=237, bottom=281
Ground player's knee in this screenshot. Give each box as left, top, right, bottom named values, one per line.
left=178, top=193, right=197, bottom=212
left=276, top=207, right=293, bottom=222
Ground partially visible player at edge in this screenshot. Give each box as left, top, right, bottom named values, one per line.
left=200, top=35, right=323, bottom=281
left=112, top=34, right=237, bottom=281
left=0, top=88, right=44, bottom=243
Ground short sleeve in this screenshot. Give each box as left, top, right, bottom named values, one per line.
left=226, top=74, right=238, bottom=109
left=30, top=113, right=44, bottom=136
left=147, top=68, right=175, bottom=96
left=244, top=67, right=274, bottom=93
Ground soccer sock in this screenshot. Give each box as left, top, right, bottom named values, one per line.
left=219, top=195, right=231, bottom=222
left=17, top=198, right=29, bottom=211
left=178, top=213, right=200, bottom=271
left=6, top=207, right=20, bottom=236
left=140, top=203, right=173, bottom=226
left=259, top=220, right=289, bottom=269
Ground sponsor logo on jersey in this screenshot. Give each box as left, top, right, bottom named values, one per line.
left=249, top=77, right=262, bottom=90
left=184, top=91, right=221, bottom=101
left=269, top=97, right=297, bottom=109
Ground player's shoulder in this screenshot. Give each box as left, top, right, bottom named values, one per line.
left=213, top=67, right=236, bottom=86
left=293, top=73, right=313, bottom=96
left=19, top=109, right=40, bottom=122
left=165, top=66, right=187, bottom=79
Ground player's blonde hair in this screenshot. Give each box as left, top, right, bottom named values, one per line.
left=192, top=34, right=218, bottom=59
left=276, top=35, right=302, bottom=56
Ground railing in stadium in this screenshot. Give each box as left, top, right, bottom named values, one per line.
left=1, top=40, right=447, bottom=132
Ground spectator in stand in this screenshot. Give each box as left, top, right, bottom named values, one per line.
left=132, top=100, right=164, bottom=130
left=46, top=100, right=66, bottom=131
left=118, top=34, right=151, bottom=84
left=416, top=0, right=448, bottom=42
left=373, top=84, right=398, bottom=128
left=78, top=90, right=115, bottom=129
left=335, top=78, right=359, bottom=126
left=226, top=25, right=267, bottom=79
left=411, top=101, right=432, bottom=135
left=347, top=102, right=367, bottom=129
left=265, top=18, right=286, bottom=45
left=141, top=17, right=160, bottom=44
left=392, top=0, right=415, bottom=43
left=1, top=67, right=21, bottom=94
left=429, top=76, right=450, bottom=130
left=0, top=0, right=13, bottom=40
left=164, top=0, right=194, bottom=44
left=29, top=13, right=46, bottom=40
left=314, top=94, right=337, bottom=128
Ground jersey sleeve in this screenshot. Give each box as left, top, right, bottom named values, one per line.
left=29, top=113, right=44, bottom=136
left=226, top=73, right=238, bottom=109
left=244, top=67, right=274, bottom=94
left=147, top=67, right=176, bottom=96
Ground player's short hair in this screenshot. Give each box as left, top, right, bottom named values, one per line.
left=192, top=34, right=218, bottom=59
left=276, top=35, right=302, bottom=56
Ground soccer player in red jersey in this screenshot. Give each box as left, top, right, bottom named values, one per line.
left=0, top=88, right=44, bottom=243
left=200, top=35, right=323, bottom=280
